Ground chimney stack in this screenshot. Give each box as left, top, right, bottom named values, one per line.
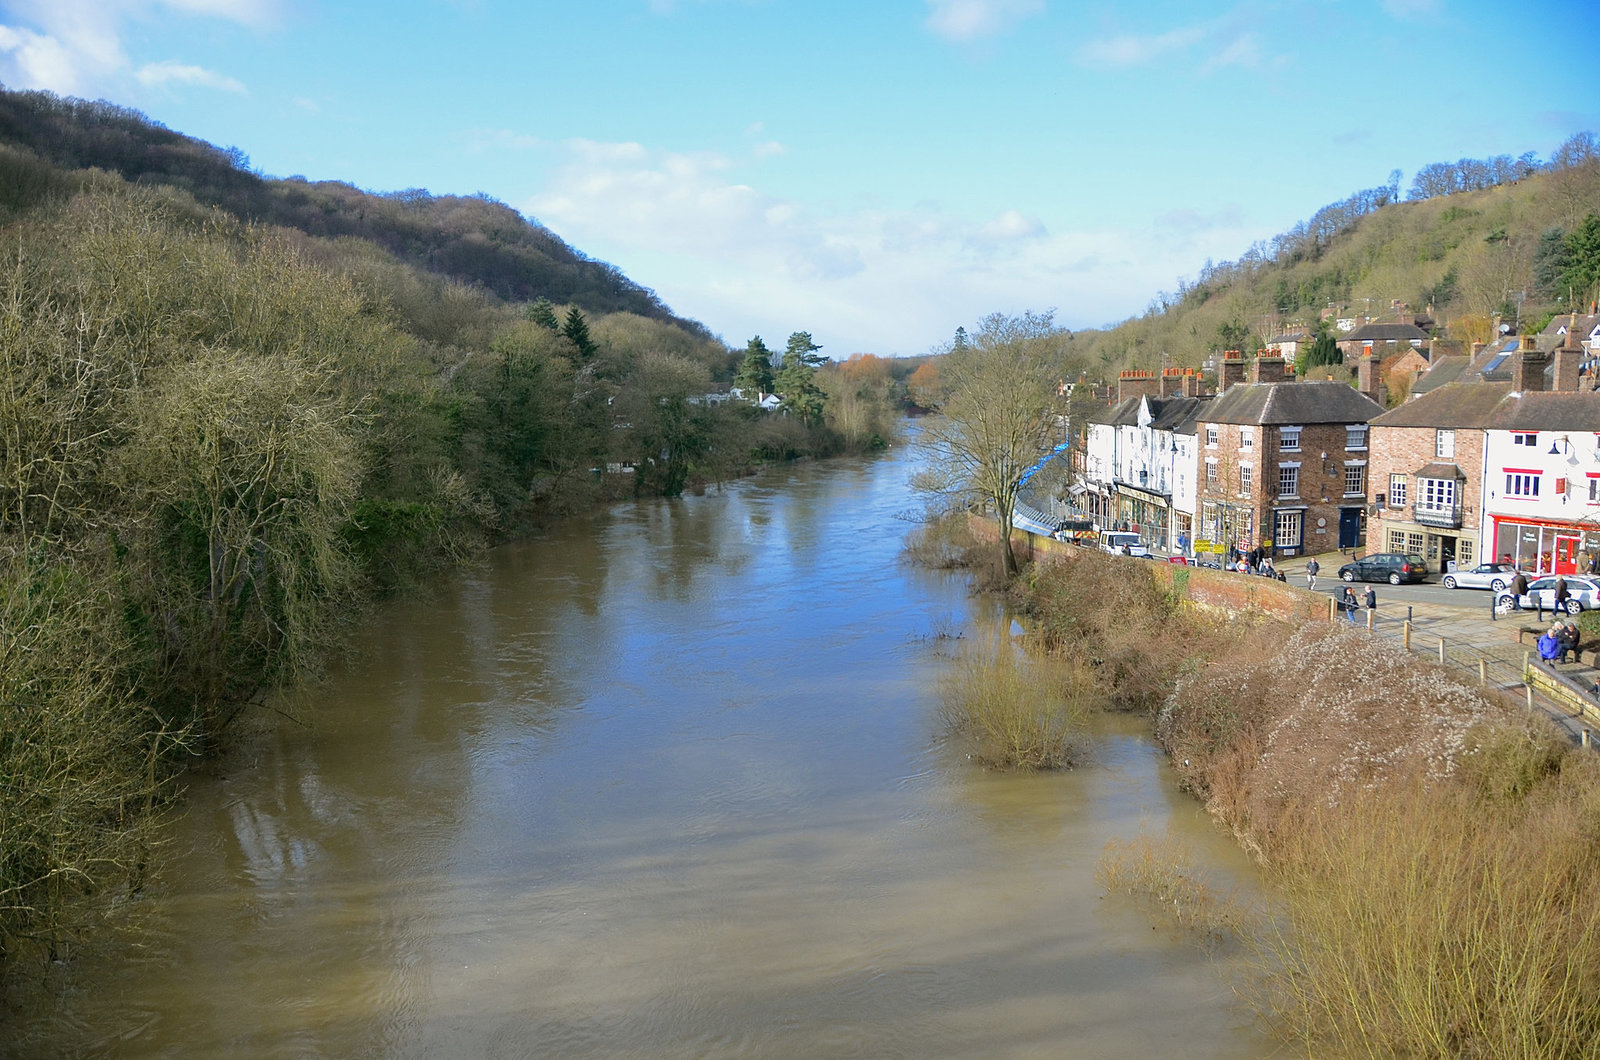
left=1159, top=367, right=1184, bottom=398
left=1219, top=350, right=1247, bottom=392
left=1183, top=367, right=1202, bottom=398
left=1116, top=369, right=1160, bottom=403
left=1470, top=341, right=1485, bottom=361
left=1357, top=351, right=1383, bottom=405
left=1510, top=335, right=1549, bottom=393
left=1554, top=314, right=1585, bottom=392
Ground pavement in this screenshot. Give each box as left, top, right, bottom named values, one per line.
left=1256, top=549, right=1600, bottom=746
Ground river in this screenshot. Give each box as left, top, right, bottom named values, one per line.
left=9, top=440, right=1272, bottom=1058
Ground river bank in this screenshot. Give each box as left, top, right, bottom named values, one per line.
left=990, top=534, right=1600, bottom=1057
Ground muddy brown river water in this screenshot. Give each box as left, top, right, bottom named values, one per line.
left=10, top=440, right=1274, bottom=1057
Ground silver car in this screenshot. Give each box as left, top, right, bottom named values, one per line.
left=1440, top=562, right=1517, bottom=591
left=1495, top=575, right=1600, bottom=615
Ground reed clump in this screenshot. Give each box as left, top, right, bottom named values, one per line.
left=902, top=510, right=984, bottom=571
left=939, top=649, right=1092, bottom=769
left=1096, top=832, right=1248, bottom=945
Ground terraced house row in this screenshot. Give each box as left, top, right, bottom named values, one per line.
left=1073, top=315, right=1600, bottom=576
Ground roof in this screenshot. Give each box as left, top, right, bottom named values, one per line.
left=1540, top=314, right=1600, bottom=341
left=1200, top=380, right=1386, bottom=426
left=1413, top=462, right=1466, bottom=480
left=1485, top=391, right=1600, bottom=432
left=1371, top=382, right=1511, bottom=428
left=1371, top=381, right=1600, bottom=432
left=1149, top=395, right=1207, bottom=431
left=1087, top=394, right=1210, bottom=431
left=1341, top=322, right=1429, bottom=343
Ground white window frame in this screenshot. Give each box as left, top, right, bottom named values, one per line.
left=1280, top=426, right=1302, bottom=451
left=1436, top=429, right=1455, bottom=458
left=1240, top=427, right=1254, bottom=452
left=1205, top=425, right=1218, bottom=448
left=1274, top=509, right=1302, bottom=548
left=1389, top=473, right=1408, bottom=510
left=1343, top=462, right=1366, bottom=497
left=1278, top=463, right=1299, bottom=498
left=1513, top=432, right=1538, bottom=447
left=1346, top=424, right=1368, bottom=451
left=1239, top=464, right=1252, bottom=495
left=1418, top=477, right=1456, bottom=512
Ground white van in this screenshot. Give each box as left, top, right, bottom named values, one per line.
left=1098, top=531, right=1151, bottom=558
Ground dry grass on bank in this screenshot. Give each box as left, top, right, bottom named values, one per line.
left=1019, top=551, right=1238, bottom=715
left=939, top=649, right=1093, bottom=770
left=1255, top=766, right=1600, bottom=1059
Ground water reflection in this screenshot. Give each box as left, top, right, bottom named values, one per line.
left=8, top=443, right=1271, bottom=1058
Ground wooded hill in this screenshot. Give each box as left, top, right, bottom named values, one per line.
left=1064, top=133, right=1600, bottom=375
left=0, top=87, right=708, bottom=335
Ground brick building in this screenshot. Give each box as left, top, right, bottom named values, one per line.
left=1366, top=383, right=1504, bottom=570
left=1195, top=372, right=1385, bottom=558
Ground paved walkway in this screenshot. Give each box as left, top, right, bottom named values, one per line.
left=1267, top=550, right=1600, bottom=746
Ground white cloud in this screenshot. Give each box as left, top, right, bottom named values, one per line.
left=521, top=138, right=1248, bottom=354
left=0, top=0, right=269, bottom=95
left=1074, top=26, right=1204, bottom=67
left=0, top=23, right=83, bottom=93
left=135, top=59, right=245, bottom=92
left=1200, top=31, right=1261, bottom=72
left=466, top=127, right=544, bottom=152
left=924, top=0, right=1046, bottom=42
left=753, top=140, right=786, bottom=159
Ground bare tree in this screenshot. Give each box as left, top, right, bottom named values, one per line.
left=915, top=311, right=1066, bottom=576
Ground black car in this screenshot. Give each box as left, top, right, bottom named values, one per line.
left=1338, top=552, right=1428, bottom=585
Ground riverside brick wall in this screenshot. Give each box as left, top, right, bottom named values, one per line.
left=968, top=515, right=1327, bottom=622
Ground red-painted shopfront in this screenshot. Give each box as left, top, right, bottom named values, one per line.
left=1491, top=515, right=1600, bottom=575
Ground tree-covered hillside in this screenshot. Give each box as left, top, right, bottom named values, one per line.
left=0, top=88, right=707, bottom=331
left=1067, top=133, right=1600, bottom=373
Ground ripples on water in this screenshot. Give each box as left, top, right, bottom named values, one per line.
left=8, top=442, right=1272, bottom=1058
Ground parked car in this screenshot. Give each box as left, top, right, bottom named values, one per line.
left=1495, top=575, right=1600, bottom=615
left=1098, top=530, right=1151, bottom=558
left=1440, top=562, right=1517, bottom=591
left=1338, top=552, right=1428, bottom=585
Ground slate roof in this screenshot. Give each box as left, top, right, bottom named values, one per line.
left=1149, top=395, right=1208, bottom=432
left=1371, top=382, right=1511, bottom=428
left=1540, top=313, right=1600, bottom=342
left=1341, top=322, right=1429, bottom=343
left=1200, top=381, right=1386, bottom=426
left=1370, top=382, right=1600, bottom=432
left=1413, top=462, right=1467, bottom=480
left=1486, top=391, right=1600, bottom=432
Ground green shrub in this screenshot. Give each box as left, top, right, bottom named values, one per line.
left=939, top=649, right=1091, bottom=769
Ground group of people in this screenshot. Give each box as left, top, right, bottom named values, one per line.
left=1538, top=617, right=1582, bottom=664
left=1226, top=546, right=1286, bottom=581
left=1338, top=585, right=1378, bottom=622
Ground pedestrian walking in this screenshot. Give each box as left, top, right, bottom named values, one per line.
left=1554, top=575, right=1570, bottom=615
left=1305, top=557, right=1319, bottom=591
left=1511, top=569, right=1528, bottom=612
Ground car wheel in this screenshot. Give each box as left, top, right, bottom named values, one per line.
left=1341, top=570, right=1355, bottom=582
left=1496, top=594, right=1514, bottom=615
left=1389, top=572, right=1402, bottom=585
left=1443, top=575, right=1458, bottom=589
left=1567, top=600, right=1583, bottom=615
left=1490, top=579, right=1506, bottom=592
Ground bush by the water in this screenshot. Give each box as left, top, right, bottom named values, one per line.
left=939, top=649, right=1092, bottom=769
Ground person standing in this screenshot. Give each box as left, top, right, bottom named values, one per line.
left=1364, top=586, right=1377, bottom=613
left=1511, top=568, right=1528, bottom=612
left=1554, top=574, right=1570, bottom=614
left=1341, top=586, right=1358, bottom=622
left=1305, top=557, right=1319, bottom=591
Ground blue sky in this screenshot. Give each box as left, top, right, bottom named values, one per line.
left=0, top=0, right=1594, bottom=357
